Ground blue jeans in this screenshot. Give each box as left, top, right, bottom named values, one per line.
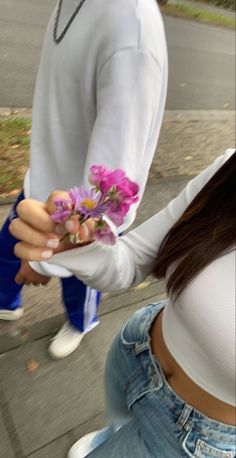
left=0, top=193, right=100, bottom=332
left=87, top=301, right=236, bottom=457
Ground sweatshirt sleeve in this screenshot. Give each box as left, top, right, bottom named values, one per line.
left=83, top=47, right=164, bottom=185
left=30, top=48, right=166, bottom=277
left=30, top=149, right=234, bottom=290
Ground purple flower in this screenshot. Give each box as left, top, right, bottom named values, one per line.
left=99, top=169, right=126, bottom=193
left=94, top=220, right=116, bottom=245
left=51, top=164, right=139, bottom=246
left=68, top=187, right=102, bottom=218
left=89, top=164, right=139, bottom=221
left=103, top=206, right=125, bottom=226
left=89, top=165, right=126, bottom=194
left=103, top=177, right=139, bottom=222
left=88, top=165, right=109, bottom=188
left=114, top=177, right=139, bottom=200
left=51, top=198, right=73, bottom=222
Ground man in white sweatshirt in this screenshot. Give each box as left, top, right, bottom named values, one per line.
left=0, top=0, right=168, bottom=359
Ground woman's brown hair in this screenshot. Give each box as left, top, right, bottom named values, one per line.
left=153, top=151, right=236, bottom=298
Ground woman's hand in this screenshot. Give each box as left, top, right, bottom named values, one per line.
left=9, top=192, right=95, bottom=262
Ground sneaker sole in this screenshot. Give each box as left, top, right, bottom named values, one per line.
left=0, top=308, right=24, bottom=321
left=48, top=335, right=85, bottom=360
left=48, top=344, right=82, bottom=360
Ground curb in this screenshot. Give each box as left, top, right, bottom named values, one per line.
left=0, top=107, right=32, bottom=117
left=0, top=107, right=234, bottom=120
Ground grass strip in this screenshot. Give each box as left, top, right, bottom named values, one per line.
left=0, top=117, right=30, bottom=197
left=161, top=3, right=235, bottom=29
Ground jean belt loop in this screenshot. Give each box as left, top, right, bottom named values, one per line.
left=176, top=404, right=193, bottom=431
left=134, top=341, right=149, bottom=355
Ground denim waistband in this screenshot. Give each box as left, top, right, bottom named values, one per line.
left=120, top=300, right=236, bottom=447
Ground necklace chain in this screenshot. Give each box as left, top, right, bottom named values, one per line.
left=53, top=0, right=87, bottom=44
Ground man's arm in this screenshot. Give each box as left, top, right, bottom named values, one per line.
left=27, top=47, right=167, bottom=278
left=83, top=47, right=166, bottom=189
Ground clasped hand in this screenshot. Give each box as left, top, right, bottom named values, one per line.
left=10, top=191, right=95, bottom=263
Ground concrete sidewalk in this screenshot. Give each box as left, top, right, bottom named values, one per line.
left=0, top=110, right=235, bottom=457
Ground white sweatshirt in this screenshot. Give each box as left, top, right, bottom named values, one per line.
left=32, top=149, right=236, bottom=406
left=26, top=0, right=167, bottom=232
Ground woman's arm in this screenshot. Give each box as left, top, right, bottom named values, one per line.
left=10, top=150, right=234, bottom=292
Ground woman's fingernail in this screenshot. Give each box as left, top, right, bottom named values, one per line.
left=65, top=220, right=74, bottom=231
left=41, top=250, right=53, bottom=259
left=47, top=239, right=59, bottom=249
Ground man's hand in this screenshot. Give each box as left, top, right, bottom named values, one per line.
left=15, top=260, right=51, bottom=286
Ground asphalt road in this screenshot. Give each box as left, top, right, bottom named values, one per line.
left=0, top=0, right=235, bottom=109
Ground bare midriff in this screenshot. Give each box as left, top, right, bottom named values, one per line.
left=150, top=310, right=236, bottom=426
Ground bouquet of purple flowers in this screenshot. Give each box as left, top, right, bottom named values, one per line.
left=51, top=165, right=139, bottom=245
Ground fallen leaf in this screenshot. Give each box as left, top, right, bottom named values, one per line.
left=133, top=281, right=151, bottom=290
left=175, top=114, right=183, bottom=120
left=9, top=189, right=21, bottom=196
left=26, top=358, right=40, bottom=374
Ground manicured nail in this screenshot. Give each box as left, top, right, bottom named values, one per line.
left=65, top=220, right=74, bottom=231
left=41, top=250, right=53, bottom=259
left=47, top=239, right=59, bottom=249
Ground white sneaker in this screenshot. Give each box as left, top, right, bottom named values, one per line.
left=0, top=307, right=23, bottom=321
left=68, top=429, right=110, bottom=458
left=48, top=321, right=85, bottom=359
